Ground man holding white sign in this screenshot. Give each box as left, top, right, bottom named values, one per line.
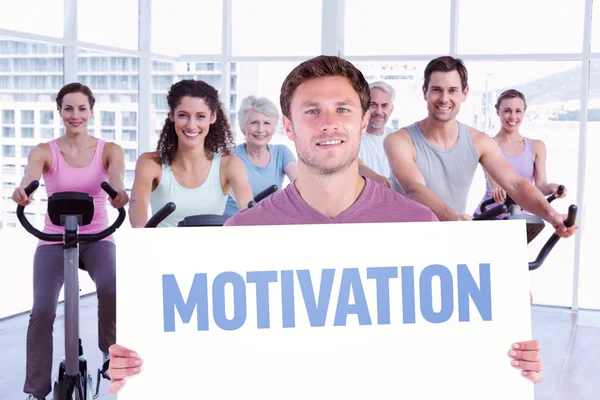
left=108, top=56, right=543, bottom=396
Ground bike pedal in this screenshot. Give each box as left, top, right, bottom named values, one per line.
left=93, top=360, right=111, bottom=399
left=100, top=359, right=111, bottom=380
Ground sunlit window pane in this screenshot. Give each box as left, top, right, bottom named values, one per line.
left=344, top=0, right=451, bottom=56
left=592, top=0, right=600, bottom=52
left=0, top=0, right=64, bottom=38
left=458, top=0, right=585, bottom=54
left=579, top=60, right=600, bottom=310
left=78, top=0, right=138, bottom=50
left=232, top=0, right=321, bottom=56
left=152, top=0, right=223, bottom=56
left=0, top=38, right=64, bottom=230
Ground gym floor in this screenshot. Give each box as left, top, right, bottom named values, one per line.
left=0, top=296, right=599, bottom=399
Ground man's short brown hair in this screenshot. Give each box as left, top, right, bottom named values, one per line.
left=423, top=56, right=469, bottom=91
left=280, top=55, right=371, bottom=119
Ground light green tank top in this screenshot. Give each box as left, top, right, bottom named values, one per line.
left=149, top=152, right=227, bottom=227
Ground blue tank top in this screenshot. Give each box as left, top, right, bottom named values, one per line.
left=149, top=152, right=227, bottom=227
left=222, top=144, right=296, bottom=218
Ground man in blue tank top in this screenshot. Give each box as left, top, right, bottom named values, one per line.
left=384, top=56, right=577, bottom=239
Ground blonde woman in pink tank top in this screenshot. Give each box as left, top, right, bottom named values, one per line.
left=476, top=90, right=566, bottom=217
left=11, top=83, right=128, bottom=400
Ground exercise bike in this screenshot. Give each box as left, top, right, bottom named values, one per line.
left=16, top=180, right=126, bottom=400
left=473, top=185, right=577, bottom=270
left=145, top=184, right=278, bottom=228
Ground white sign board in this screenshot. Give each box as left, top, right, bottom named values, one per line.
left=115, top=220, right=534, bottom=399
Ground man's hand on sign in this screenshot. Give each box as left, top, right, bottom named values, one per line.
left=107, top=343, right=143, bottom=394
left=509, top=340, right=543, bottom=383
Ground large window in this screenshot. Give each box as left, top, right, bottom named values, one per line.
left=78, top=0, right=138, bottom=50
left=151, top=0, right=223, bottom=56
left=0, top=0, right=597, bottom=313
left=0, top=0, right=64, bottom=38
left=0, top=38, right=63, bottom=230
left=232, top=0, right=322, bottom=57
left=344, top=0, right=451, bottom=56
left=593, top=0, right=600, bottom=53
left=458, top=0, right=586, bottom=54
left=578, top=60, right=600, bottom=310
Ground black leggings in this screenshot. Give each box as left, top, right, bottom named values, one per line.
left=23, top=241, right=116, bottom=399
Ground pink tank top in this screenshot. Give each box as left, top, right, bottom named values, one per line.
left=38, top=138, right=113, bottom=246
left=475, top=137, right=536, bottom=217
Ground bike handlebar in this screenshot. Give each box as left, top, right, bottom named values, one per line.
left=479, top=195, right=515, bottom=214
left=473, top=204, right=508, bottom=221
left=473, top=182, right=577, bottom=270
left=546, top=184, right=565, bottom=204
left=247, top=184, right=278, bottom=208
left=145, top=184, right=280, bottom=227
left=145, top=202, right=176, bottom=228
left=16, top=180, right=126, bottom=242
left=529, top=204, right=577, bottom=270
left=101, top=181, right=118, bottom=198
left=479, top=185, right=564, bottom=215
left=23, top=179, right=39, bottom=196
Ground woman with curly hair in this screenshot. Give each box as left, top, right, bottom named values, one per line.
left=128, top=79, right=253, bottom=227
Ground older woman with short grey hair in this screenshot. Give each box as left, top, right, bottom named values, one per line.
left=223, top=95, right=298, bottom=217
